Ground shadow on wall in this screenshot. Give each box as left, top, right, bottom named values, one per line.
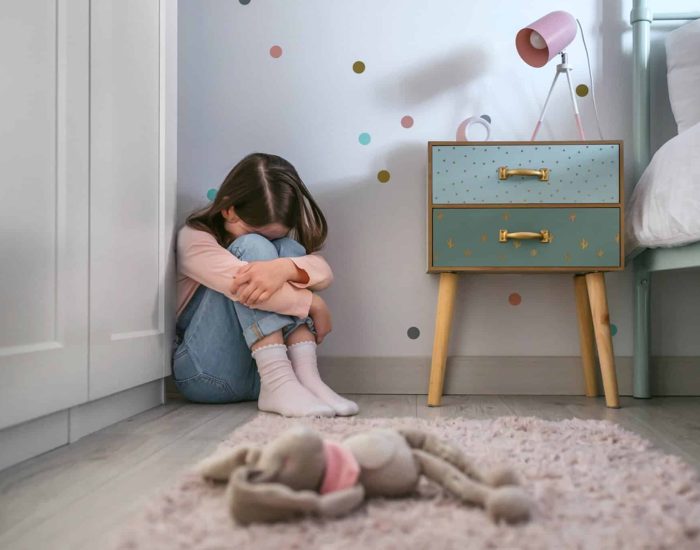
left=598, top=0, right=631, bottom=144
left=313, top=140, right=433, bottom=350
left=376, top=46, right=490, bottom=107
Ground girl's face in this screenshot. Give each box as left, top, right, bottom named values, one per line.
left=222, top=207, right=289, bottom=240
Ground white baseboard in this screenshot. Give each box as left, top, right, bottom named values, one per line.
left=69, top=379, right=164, bottom=442
left=0, top=379, right=164, bottom=472
left=317, top=356, right=700, bottom=396
left=0, top=410, right=69, bottom=472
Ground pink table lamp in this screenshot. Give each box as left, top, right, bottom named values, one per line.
left=516, top=11, right=586, bottom=141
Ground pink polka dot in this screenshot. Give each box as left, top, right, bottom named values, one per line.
left=508, top=293, right=522, bottom=306
left=269, top=45, right=283, bottom=58
left=401, top=115, right=414, bottom=128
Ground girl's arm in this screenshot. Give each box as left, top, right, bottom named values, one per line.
left=287, top=254, right=333, bottom=291
left=177, top=226, right=313, bottom=318
left=231, top=254, right=333, bottom=306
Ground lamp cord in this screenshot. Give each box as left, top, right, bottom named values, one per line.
left=577, top=19, right=604, bottom=139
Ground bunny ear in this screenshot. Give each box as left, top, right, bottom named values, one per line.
left=196, top=445, right=256, bottom=481
left=227, top=467, right=321, bottom=524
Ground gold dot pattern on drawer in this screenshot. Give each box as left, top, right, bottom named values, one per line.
left=431, top=207, right=621, bottom=269
left=436, top=211, right=443, bottom=221
left=502, top=212, right=510, bottom=221
left=432, top=144, right=619, bottom=204
left=569, top=213, right=577, bottom=222
left=615, top=233, right=620, bottom=243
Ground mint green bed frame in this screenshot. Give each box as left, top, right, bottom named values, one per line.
left=631, top=0, right=700, bottom=398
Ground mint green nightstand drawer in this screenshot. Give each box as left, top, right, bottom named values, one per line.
left=430, top=207, right=621, bottom=271
left=430, top=141, right=622, bottom=205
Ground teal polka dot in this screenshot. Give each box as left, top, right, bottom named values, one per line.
left=358, top=132, right=371, bottom=145
left=610, top=323, right=618, bottom=336
left=207, top=188, right=217, bottom=201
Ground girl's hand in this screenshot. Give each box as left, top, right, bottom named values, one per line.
left=231, top=259, right=296, bottom=306
left=309, top=294, right=332, bottom=345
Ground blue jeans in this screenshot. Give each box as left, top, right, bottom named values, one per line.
left=172, top=234, right=314, bottom=403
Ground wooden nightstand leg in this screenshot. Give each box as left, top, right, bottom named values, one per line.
left=427, top=272, right=459, bottom=407
left=573, top=275, right=598, bottom=397
left=585, top=272, right=620, bottom=408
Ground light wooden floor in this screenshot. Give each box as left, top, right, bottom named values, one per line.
left=1, top=395, right=700, bottom=549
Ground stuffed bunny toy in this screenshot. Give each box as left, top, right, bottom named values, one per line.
left=196, top=425, right=532, bottom=525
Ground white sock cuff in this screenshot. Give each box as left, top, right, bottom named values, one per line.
left=251, top=343, right=288, bottom=358
left=287, top=340, right=316, bottom=351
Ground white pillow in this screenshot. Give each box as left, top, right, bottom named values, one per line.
left=626, top=120, right=700, bottom=249
left=666, top=18, right=700, bottom=134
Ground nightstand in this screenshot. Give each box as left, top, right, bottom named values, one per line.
left=427, top=140, right=624, bottom=408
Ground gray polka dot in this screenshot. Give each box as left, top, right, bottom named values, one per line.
left=407, top=327, right=420, bottom=340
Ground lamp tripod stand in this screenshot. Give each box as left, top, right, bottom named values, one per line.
left=530, top=52, right=585, bottom=141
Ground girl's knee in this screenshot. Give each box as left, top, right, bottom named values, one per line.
left=274, top=237, right=306, bottom=258
left=228, top=233, right=279, bottom=261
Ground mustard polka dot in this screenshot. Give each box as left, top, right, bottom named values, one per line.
left=377, top=170, right=390, bottom=183
left=353, top=61, right=365, bottom=74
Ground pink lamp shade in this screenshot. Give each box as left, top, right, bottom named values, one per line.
left=516, top=11, right=577, bottom=68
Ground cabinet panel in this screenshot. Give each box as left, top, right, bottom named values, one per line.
left=430, top=142, right=621, bottom=205
left=430, top=207, right=621, bottom=271
left=89, top=0, right=166, bottom=399
left=0, top=0, right=90, bottom=429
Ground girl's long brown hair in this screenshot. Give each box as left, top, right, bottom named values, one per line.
left=186, top=153, right=327, bottom=253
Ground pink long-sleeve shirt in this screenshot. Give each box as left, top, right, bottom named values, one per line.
left=176, top=225, right=333, bottom=319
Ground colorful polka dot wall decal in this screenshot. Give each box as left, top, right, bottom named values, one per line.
left=576, top=84, right=589, bottom=97
left=401, top=115, right=414, bottom=128
left=610, top=323, right=618, bottom=336
left=508, top=292, right=522, bottom=306
left=353, top=61, right=366, bottom=74
left=407, top=327, right=420, bottom=340
left=207, top=188, right=217, bottom=201
left=377, top=170, right=390, bottom=183
left=480, top=114, right=492, bottom=123
left=358, top=132, right=371, bottom=145
left=270, top=45, right=283, bottom=58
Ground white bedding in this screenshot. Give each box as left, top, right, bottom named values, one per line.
left=626, top=120, right=700, bottom=250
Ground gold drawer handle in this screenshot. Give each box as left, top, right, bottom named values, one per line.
left=499, top=229, right=551, bottom=243
left=498, top=166, right=550, bottom=181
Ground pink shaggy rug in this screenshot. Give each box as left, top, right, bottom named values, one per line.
left=112, top=414, right=700, bottom=550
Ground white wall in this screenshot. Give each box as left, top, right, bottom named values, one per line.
left=178, top=0, right=700, bottom=359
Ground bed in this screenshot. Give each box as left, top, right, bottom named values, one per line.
left=629, top=0, right=700, bottom=398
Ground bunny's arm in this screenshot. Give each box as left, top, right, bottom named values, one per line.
left=411, top=449, right=532, bottom=524
left=399, top=428, right=519, bottom=488
left=398, top=428, right=487, bottom=482
left=315, top=485, right=365, bottom=518
left=196, top=445, right=262, bottom=481
left=411, top=449, right=490, bottom=506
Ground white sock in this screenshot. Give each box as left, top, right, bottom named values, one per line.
left=287, top=341, right=359, bottom=417
left=252, top=344, right=334, bottom=417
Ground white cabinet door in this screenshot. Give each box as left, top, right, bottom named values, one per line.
left=0, top=0, right=90, bottom=429
left=89, top=0, right=176, bottom=399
